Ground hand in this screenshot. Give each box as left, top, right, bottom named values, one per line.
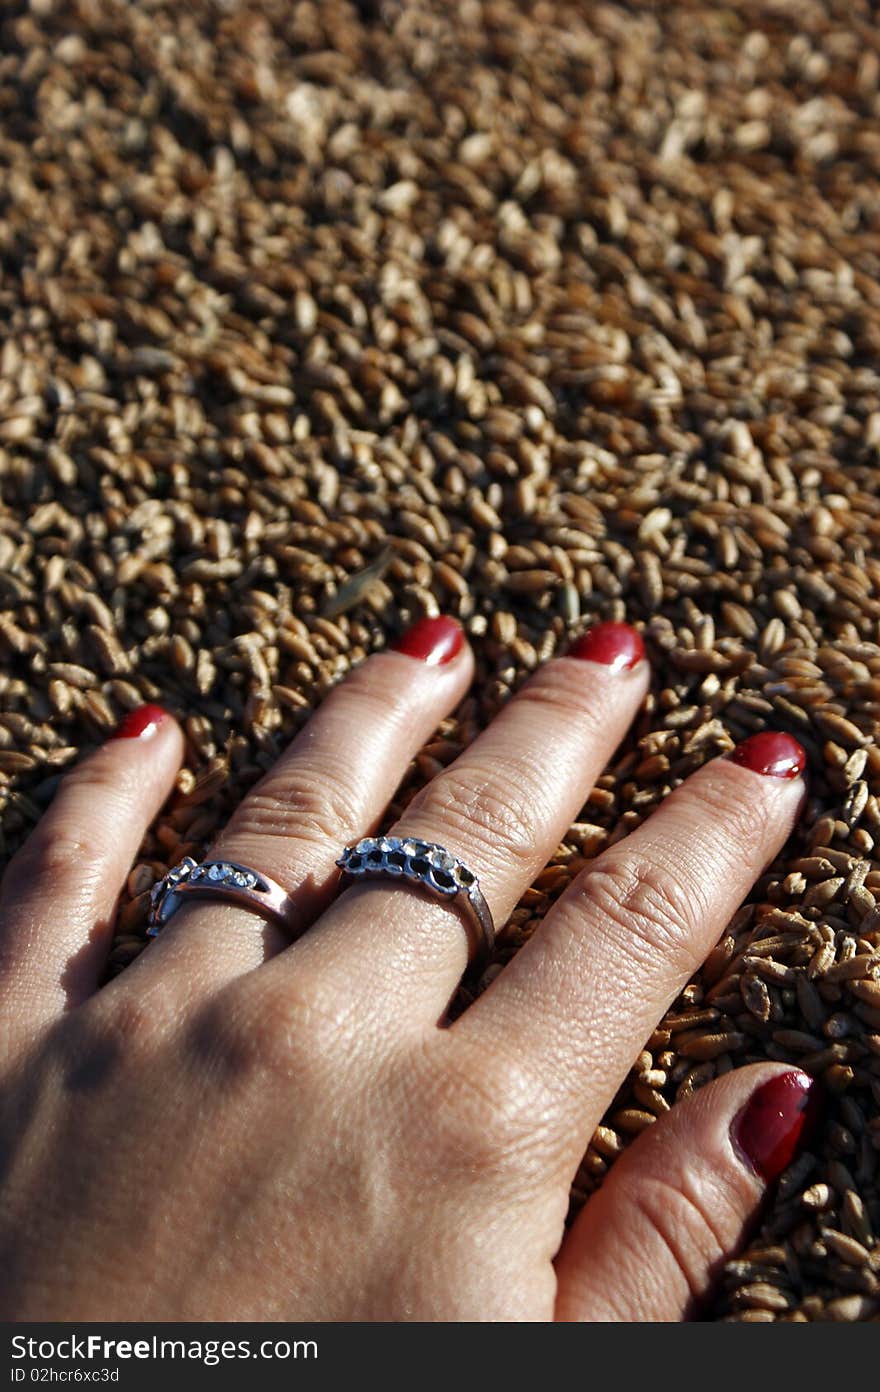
left=0, top=616, right=814, bottom=1321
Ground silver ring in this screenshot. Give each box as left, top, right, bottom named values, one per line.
left=147, top=856, right=297, bottom=936
left=336, top=836, right=495, bottom=970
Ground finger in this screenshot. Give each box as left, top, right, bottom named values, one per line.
left=269, top=622, right=649, bottom=1021
left=555, top=1066, right=819, bottom=1320
left=0, top=705, right=183, bottom=1039
left=457, top=731, right=807, bottom=1175
left=130, top=616, right=474, bottom=998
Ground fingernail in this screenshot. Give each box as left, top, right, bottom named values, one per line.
left=728, top=731, right=807, bottom=779
left=109, top=704, right=169, bottom=740
left=390, top=615, right=464, bottom=666
left=567, top=621, right=645, bottom=673
left=733, top=1070, right=820, bottom=1183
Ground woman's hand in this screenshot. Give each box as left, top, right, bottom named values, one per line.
left=0, top=617, right=814, bottom=1321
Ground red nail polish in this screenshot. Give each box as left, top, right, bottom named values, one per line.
left=110, top=704, right=168, bottom=740
left=733, top=1070, right=820, bottom=1182
left=391, top=616, right=464, bottom=666
left=729, top=731, right=806, bottom=779
left=567, top=621, right=645, bottom=673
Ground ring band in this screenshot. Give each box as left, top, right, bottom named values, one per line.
left=147, top=840, right=496, bottom=972
left=147, top=856, right=296, bottom=936
left=336, top=836, right=495, bottom=970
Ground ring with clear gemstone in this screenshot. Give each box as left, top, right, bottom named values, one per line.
left=147, top=858, right=293, bottom=937
left=335, top=835, right=495, bottom=970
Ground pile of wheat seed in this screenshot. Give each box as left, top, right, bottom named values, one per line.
left=1, top=0, right=879, bottom=1319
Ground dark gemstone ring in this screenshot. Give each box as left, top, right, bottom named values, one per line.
left=335, top=836, right=495, bottom=971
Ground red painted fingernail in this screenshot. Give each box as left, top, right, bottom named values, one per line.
left=110, top=704, right=168, bottom=740
left=733, top=1070, right=820, bottom=1183
left=729, top=731, right=807, bottom=779
left=567, top=621, right=645, bottom=673
left=390, top=615, right=464, bottom=666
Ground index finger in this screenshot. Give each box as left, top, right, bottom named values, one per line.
left=453, top=731, right=807, bottom=1179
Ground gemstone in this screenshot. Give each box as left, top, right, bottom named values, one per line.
left=233, top=872, right=249, bottom=887
left=208, top=864, right=224, bottom=881
left=401, top=840, right=419, bottom=857
left=429, top=848, right=455, bottom=870
left=191, top=866, right=205, bottom=880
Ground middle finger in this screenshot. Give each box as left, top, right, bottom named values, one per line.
left=273, top=621, right=649, bottom=1019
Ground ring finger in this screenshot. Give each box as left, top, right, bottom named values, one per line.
left=128, top=616, right=473, bottom=998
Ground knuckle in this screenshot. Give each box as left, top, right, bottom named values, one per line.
left=514, top=666, right=607, bottom=729
left=73, top=986, right=177, bottom=1069
left=578, top=852, right=709, bottom=966
left=425, top=1040, right=550, bottom=1176
left=1, top=757, right=135, bottom=898
left=408, top=760, right=541, bottom=878
left=228, top=766, right=355, bottom=848
left=333, top=656, right=414, bottom=723
left=699, top=770, right=776, bottom=865
left=624, top=1169, right=731, bottom=1302
left=4, top=827, right=95, bottom=893
left=38, top=830, right=96, bottom=883
left=209, top=972, right=355, bottom=1088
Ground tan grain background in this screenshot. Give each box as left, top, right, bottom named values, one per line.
left=1, top=0, right=879, bottom=1319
